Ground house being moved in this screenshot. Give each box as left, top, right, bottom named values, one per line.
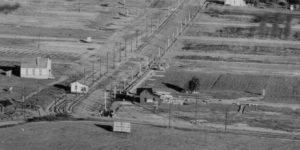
left=20, top=57, right=54, bottom=79
left=225, top=0, right=247, bottom=6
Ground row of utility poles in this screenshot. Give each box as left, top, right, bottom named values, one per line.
left=99, top=0, right=186, bottom=111
left=167, top=1, right=205, bottom=129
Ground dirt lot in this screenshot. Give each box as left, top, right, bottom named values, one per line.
left=0, top=121, right=300, bottom=150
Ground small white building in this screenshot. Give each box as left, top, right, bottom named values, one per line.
left=20, top=57, right=54, bottom=79
left=225, top=0, right=247, bottom=6
left=70, top=82, right=89, bottom=94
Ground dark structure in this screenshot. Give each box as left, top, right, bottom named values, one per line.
left=0, top=99, right=13, bottom=114
left=137, top=88, right=160, bottom=104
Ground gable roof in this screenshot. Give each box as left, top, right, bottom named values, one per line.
left=138, top=88, right=160, bottom=98
left=0, top=99, right=13, bottom=107
left=21, top=57, right=49, bottom=68
left=71, top=81, right=88, bottom=87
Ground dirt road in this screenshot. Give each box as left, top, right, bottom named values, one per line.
left=178, top=36, right=300, bottom=46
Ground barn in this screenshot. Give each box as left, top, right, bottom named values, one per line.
left=20, top=57, right=54, bottom=79
left=70, top=82, right=89, bottom=94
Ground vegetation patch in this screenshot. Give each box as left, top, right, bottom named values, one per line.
left=181, top=42, right=300, bottom=56
left=0, top=3, right=20, bottom=14
left=26, top=113, right=72, bottom=122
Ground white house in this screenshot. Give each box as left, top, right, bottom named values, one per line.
left=225, top=0, right=247, bottom=6
left=70, top=82, right=89, bottom=94
left=20, top=57, right=54, bottom=79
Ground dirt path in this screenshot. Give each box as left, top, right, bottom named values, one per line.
left=0, top=34, right=105, bottom=43
left=192, top=22, right=300, bottom=30
left=178, top=35, right=300, bottom=46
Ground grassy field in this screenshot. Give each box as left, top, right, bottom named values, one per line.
left=143, top=70, right=300, bottom=103
left=0, top=121, right=299, bottom=150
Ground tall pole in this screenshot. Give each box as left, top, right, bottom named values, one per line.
left=106, top=52, right=109, bottom=73
left=125, top=39, right=127, bottom=57
left=131, top=38, right=133, bottom=52
left=92, top=62, right=95, bottom=83
left=83, top=67, right=86, bottom=85
left=169, top=101, right=171, bottom=128
left=150, top=18, right=153, bottom=33
left=123, top=0, right=126, bottom=15
left=131, top=67, right=133, bottom=81
left=113, top=46, right=115, bottom=69
left=119, top=45, right=122, bottom=62
left=136, top=30, right=138, bottom=48
left=225, top=107, right=228, bottom=133
left=99, top=59, right=101, bottom=78
left=195, top=95, right=198, bottom=119
left=104, top=90, right=107, bottom=111
left=78, top=0, right=81, bottom=13
left=22, top=79, right=25, bottom=120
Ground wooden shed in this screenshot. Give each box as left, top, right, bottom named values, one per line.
left=70, top=82, right=89, bottom=94
left=137, top=88, right=160, bottom=104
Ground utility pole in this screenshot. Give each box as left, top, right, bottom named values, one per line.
left=195, top=95, right=198, bottom=120
left=92, top=62, right=95, bottom=83
left=136, top=30, right=138, bottom=48
left=139, top=63, right=142, bottom=75
left=104, top=90, right=107, bottom=111
left=22, top=79, right=25, bottom=120
left=225, top=107, right=228, bottom=133
left=169, top=101, right=172, bottom=128
left=78, top=0, right=81, bottom=13
left=119, top=44, right=122, bottom=62
left=125, top=39, right=127, bottom=57
left=150, top=18, right=153, bottom=33
left=131, top=38, right=133, bottom=52
left=83, top=67, right=86, bottom=85
left=113, top=46, right=115, bottom=69
left=123, top=0, right=126, bottom=15
left=158, top=47, right=161, bottom=58
left=106, top=52, right=109, bottom=73
left=37, top=32, right=41, bottom=50
left=99, top=59, right=101, bottom=78
left=145, top=17, right=148, bottom=33
left=131, top=67, right=133, bottom=81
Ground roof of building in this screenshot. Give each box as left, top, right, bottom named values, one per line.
left=71, top=81, right=88, bottom=87
left=138, top=88, right=160, bottom=98
left=0, top=99, right=13, bottom=107
left=21, top=57, right=49, bottom=68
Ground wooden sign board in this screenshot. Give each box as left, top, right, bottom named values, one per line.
left=113, top=121, right=131, bottom=133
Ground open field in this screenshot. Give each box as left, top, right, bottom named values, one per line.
left=1, top=121, right=300, bottom=150
left=132, top=2, right=300, bottom=140
left=1, top=0, right=300, bottom=149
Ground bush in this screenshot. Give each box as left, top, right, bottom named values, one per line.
left=0, top=3, right=20, bottom=14
left=27, top=113, right=71, bottom=122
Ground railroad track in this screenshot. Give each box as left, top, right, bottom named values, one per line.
left=47, top=0, right=202, bottom=115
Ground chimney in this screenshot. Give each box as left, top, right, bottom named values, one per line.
left=36, top=57, right=41, bottom=67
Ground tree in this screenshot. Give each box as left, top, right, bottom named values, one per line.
left=188, top=76, right=200, bottom=93
left=287, top=0, right=300, bottom=4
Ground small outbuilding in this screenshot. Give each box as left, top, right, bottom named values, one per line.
left=137, top=88, right=160, bottom=104
left=70, top=81, right=89, bottom=94
left=0, top=99, right=13, bottom=114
